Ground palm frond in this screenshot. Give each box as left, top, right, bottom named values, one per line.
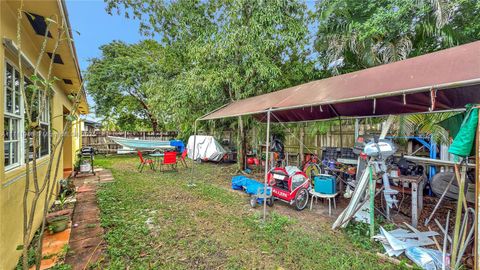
left=394, top=112, right=458, bottom=144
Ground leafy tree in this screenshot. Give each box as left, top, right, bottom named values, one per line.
left=99, top=115, right=118, bottom=131
left=313, top=0, right=480, bottom=143
left=105, top=0, right=317, bottom=168
left=105, top=0, right=218, bottom=43
left=206, top=1, right=315, bottom=165
left=99, top=0, right=480, bottom=162
left=85, top=40, right=170, bottom=132
left=314, top=0, right=480, bottom=74
left=395, top=112, right=457, bottom=144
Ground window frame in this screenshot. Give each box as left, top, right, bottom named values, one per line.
left=38, top=89, right=50, bottom=158
left=3, top=59, right=52, bottom=171
left=4, top=60, right=24, bottom=171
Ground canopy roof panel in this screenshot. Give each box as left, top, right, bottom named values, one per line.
left=201, top=41, right=480, bottom=122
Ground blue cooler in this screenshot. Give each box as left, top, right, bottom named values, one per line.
left=314, top=174, right=336, bottom=194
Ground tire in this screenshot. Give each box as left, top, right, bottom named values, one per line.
left=431, top=172, right=471, bottom=200
left=250, top=196, right=257, bottom=208
left=294, top=187, right=309, bottom=211
left=266, top=197, right=274, bottom=207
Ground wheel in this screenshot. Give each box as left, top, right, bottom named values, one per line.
left=250, top=196, right=257, bottom=208
left=294, top=187, right=309, bottom=211
left=266, top=197, right=274, bottom=207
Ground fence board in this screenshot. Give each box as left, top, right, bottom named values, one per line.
left=283, top=123, right=383, bottom=155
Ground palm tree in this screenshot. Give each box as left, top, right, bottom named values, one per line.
left=313, top=0, right=475, bottom=141
left=395, top=112, right=458, bottom=144
left=314, top=0, right=476, bottom=75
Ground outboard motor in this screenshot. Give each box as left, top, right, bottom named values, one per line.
left=364, top=137, right=398, bottom=217
left=363, top=138, right=396, bottom=158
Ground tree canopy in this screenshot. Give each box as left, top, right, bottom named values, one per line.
left=86, top=0, right=480, bottom=142
left=86, top=40, right=169, bottom=131
left=314, top=0, right=480, bottom=74
left=95, top=0, right=318, bottom=137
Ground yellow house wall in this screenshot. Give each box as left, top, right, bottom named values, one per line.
left=72, top=119, right=82, bottom=164
left=63, top=115, right=73, bottom=173
left=0, top=19, right=4, bottom=270
left=0, top=2, right=84, bottom=269
left=0, top=1, right=4, bottom=169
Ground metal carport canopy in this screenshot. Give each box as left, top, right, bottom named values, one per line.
left=200, top=41, right=480, bottom=122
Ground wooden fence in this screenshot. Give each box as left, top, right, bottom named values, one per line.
left=283, top=122, right=384, bottom=154
left=82, top=131, right=178, bottom=154
left=208, top=122, right=386, bottom=165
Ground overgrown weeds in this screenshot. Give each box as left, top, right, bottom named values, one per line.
left=344, top=216, right=396, bottom=251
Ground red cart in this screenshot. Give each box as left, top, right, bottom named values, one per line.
left=267, top=166, right=311, bottom=211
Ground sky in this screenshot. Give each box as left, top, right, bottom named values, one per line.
left=66, top=0, right=143, bottom=72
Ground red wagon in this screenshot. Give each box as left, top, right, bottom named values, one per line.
left=267, top=166, right=311, bottom=211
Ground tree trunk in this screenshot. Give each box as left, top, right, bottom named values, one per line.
left=133, top=94, right=159, bottom=133
left=242, top=120, right=247, bottom=169
left=150, top=116, right=159, bottom=133
left=237, top=116, right=245, bottom=171
left=143, top=107, right=159, bottom=132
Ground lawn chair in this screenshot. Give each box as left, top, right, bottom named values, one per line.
left=137, top=151, right=155, bottom=172
left=179, top=149, right=188, bottom=168
left=161, top=151, right=178, bottom=172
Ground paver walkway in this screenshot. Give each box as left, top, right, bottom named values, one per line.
left=64, top=168, right=114, bottom=269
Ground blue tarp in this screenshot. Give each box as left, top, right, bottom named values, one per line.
left=231, top=176, right=271, bottom=196
left=232, top=175, right=247, bottom=190
left=170, top=140, right=185, bottom=153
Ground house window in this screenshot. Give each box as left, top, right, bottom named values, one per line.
left=25, top=80, right=51, bottom=160
left=39, top=92, right=50, bottom=157
left=4, top=61, right=51, bottom=170
left=4, top=62, right=22, bottom=169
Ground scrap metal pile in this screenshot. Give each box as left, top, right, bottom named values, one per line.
left=374, top=224, right=447, bottom=269
left=374, top=224, right=439, bottom=257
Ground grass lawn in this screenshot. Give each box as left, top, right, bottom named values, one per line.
left=93, top=155, right=409, bottom=270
